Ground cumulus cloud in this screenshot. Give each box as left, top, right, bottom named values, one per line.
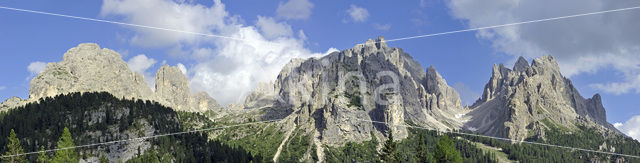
left=276, top=0, right=314, bottom=20
left=101, top=0, right=328, bottom=105
left=177, top=63, right=188, bottom=75
left=126, top=54, right=157, bottom=89
left=447, top=0, right=640, bottom=94
left=101, top=0, right=229, bottom=47
left=373, top=23, right=391, bottom=31
left=27, top=61, right=47, bottom=75
left=256, top=16, right=293, bottom=39
left=614, top=115, right=640, bottom=141
left=127, top=54, right=157, bottom=74
left=345, top=5, right=369, bottom=23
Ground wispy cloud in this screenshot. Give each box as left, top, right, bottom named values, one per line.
left=448, top=0, right=640, bottom=95
left=453, top=82, right=480, bottom=106
left=276, top=0, right=314, bottom=20
left=373, top=23, right=391, bottom=31
left=344, top=5, right=369, bottom=23
left=27, top=61, right=47, bottom=75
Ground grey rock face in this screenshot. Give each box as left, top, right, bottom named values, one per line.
left=513, top=56, right=530, bottom=72
left=1, top=43, right=220, bottom=112
left=468, top=55, right=616, bottom=140
left=30, top=43, right=154, bottom=101
left=247, top=37, right=465, bottom=146
left=0, top=97, right=26, bottom=112
left=155, top=65, right=222, bottom=112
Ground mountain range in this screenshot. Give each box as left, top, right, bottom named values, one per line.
left=1, top=37, right=638, bottom=162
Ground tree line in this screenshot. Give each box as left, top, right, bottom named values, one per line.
left=0, top=92, right=265, bottom=162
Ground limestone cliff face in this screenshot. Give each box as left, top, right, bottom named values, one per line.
left=244, top=37, right=466, bottom=146
left=1, top=43, right=220, bottom=112
left=155, top=65, right=222, bottom=112
left=29, top=43, right=153, bottom=101
left=467, top=56, right=616, bottom=140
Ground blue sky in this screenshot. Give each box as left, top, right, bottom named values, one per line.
left=1, top=0, right=640, bottom=139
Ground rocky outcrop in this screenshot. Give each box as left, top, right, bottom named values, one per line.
left=155, top=65, right=222, bottom=112
left=0, top=97, right=26, bottom=111
left=467, top=55, right=617, bottom=140
left=29, top=43, right=154, bottom=101
left=245, top=37, right=466, bottom=148
left=1, top=43, right=221, bottom=112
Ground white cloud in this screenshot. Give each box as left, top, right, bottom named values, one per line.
left=177, top=63, right=188, bottom=75
left=373, top=23, right=391, bottom=31
left=298, top=30, right=307, bottom=41
left=256, top=16, right=293, bottom=39
left=591, top=75, right=640, bottom=95
left=447, top=0, right=640, bottom=94
left=101, top=0, right=229, bottom=47
left=324, top=48, right=339, bottom=55
left=27, top=61, right=47, bottom=75
left=345, top=5, right=369, bottom=23
left=189, top=27, right=325, bottom=104
left=0, top=86, right=6, bottom=91
left=101, top=0, right=328, bottom=105
left=126, top=54, right=157, bottom=89
left=127, top=54, right=157, bottom=74
left=614, top=115, right=640, bottom=141
left=276, top=0, right=314, bottom=20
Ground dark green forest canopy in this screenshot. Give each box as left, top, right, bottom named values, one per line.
left=0, top=92, right=266, bottom=162
left=1, top=91, right=639, bottom=162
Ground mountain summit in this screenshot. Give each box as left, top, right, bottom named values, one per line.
left=467, top=55, right=616, bottom=140
left=0, top=38, right=635, bottom=162
left=241, top=37, right=466, bottom=149
left=1, top=43, right=221, bottom=112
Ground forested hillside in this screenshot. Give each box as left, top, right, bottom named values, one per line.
left=0, top=92, right=264, bottom=162
left=1, top=92, right=639, bottom=162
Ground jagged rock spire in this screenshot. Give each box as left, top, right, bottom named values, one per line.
left=5, top=43, right=221, bottom=113
left=469, top=55, right=617, bottom=140
left=513, top=56, right=530, bottom=72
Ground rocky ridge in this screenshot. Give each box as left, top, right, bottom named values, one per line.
left=0, top=43, right=221, bottom=112
left=466, top=56, right=618, bottom=140
left=242, top=37, right=467, bottom=148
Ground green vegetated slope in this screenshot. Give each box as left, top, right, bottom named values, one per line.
left=2, top=92, right=639, bottom=162
left=324, top=129, right=498, bottom=163
left=0, top=92, right=264, bottom=162
left=324, top=125, right=640, bottom=162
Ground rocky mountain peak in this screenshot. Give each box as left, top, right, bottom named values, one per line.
left=513, top=56, right=530, bottom=72
left=30, top=43, right=153, bottom=101
left=247, top=37, right=466, bottom=148
left=531, top=55, right=561, bottom=75
left=62, top=43, right=121, bottom=64
left=2, top=43, right=221, bottom=113
left=155, top=65, right=191, bottom=111
left=468, top=55, right=617, bottom=140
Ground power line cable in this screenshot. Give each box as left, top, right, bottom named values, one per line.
left=0, top=118, right=283, bottom=158
left=355, top=118, right=640, bottom=159
left=358, top=5, right=640, bottom=45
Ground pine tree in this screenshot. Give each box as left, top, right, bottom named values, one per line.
left=52, top=127, right=79, bottom=163
left=416, top=133, right=428, bottom=163
left=434, top=135, right=462, bottom=163
left=379, top=129, right=397, bottom=162
left=37, top=146, right=49, bottom=163
left=2, top=129, right=27, bottom=163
